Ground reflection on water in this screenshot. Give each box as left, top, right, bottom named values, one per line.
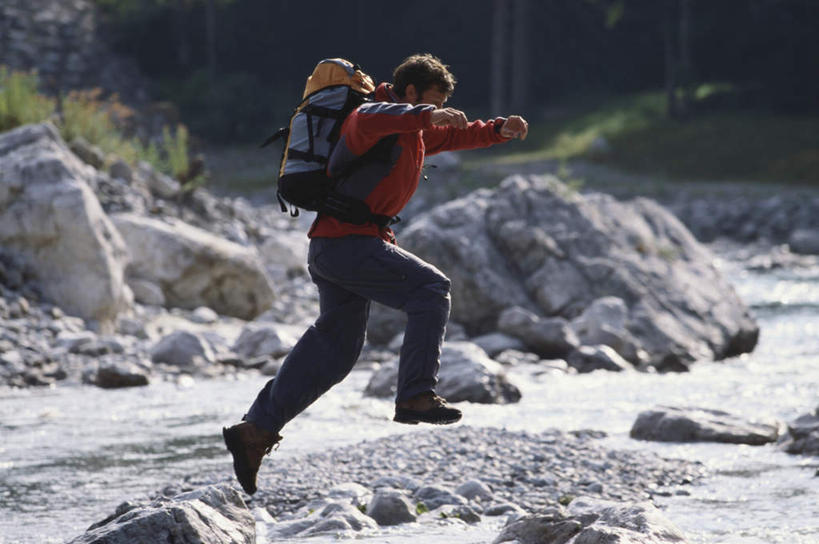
left=0, top=256, right=817, bottom=544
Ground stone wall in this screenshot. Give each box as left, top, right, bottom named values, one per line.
left=0, top=0, right=148, bottom=102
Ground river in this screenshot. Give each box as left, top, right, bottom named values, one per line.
left=1, top=246, right=817, bottom=544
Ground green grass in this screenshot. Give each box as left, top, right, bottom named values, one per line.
left=469, top=87, right=819, bottom=185
left=0, top=67, right=199, bottom=185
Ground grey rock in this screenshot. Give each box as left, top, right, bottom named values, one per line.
left=318, top=502, right=377, bottom=531
left=92, top=361, right=150, bottom=388
left=109, top=159, right=133, bottom=184
left=189, top=306, right=219, bottom=324
left=495, top=498, right=690, bottom=544
left=789, top=229, right=819, bottom=255
left=150, top=330, right=215, bottom=367
left=68, top=484, right=254, bottom=544
left=112, top=213, right=274, bottom=320
left=400, top=175, right=759, bottom=368
left=414, top=485, right=467, bottom=510
left=327, top=482, right=372, bottom=507
left=366, top=302, right=407, bottom=346
left=498, top=306, right=579, bottom=357
left=365, top=341, right=521, bottom=404
left=372, top=476, right=421, bottom=492
left=570, top=296, right=643, bottom=362
left=69, top=137, right=105, bottom=169
left=471, top=332, right=527, bottom=357
left=128, top=278, right=165, bottom=306
left=117, top=316, right=148, bottom=338
left=630, top=406, right=781, bottom=445
left=566, top=497, right=690, bottom=543
left=0, top=123, right=132, bottom=330
left=55, top=331, right=97, bottom=352
left=567, top=345, right=632, bottom=373
left=367, top=489, right=417, bottom=526
left=456, top=479, right=494, bottom=502
left=493, top=507, right=581, bottom=544
left=485, top=502, right=527, bottom=517
left=779, top=406, right=819, bottom=456
left=137, top=161, right=180, bottom=199
left=232, top=323, right=298, bottom=359
left=434, top=504, right=481, bottom=523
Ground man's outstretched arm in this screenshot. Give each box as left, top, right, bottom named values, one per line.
left=423, top=108, right=528, bottom=155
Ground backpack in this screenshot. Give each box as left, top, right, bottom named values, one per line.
left=262, top=58, right=398, bottom=227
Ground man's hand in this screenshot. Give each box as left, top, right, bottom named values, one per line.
left=430, top=107, right=469, bottom=130
left=500, top=115, right=528, bottom=140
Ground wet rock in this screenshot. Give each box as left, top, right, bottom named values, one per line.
left=150, top=330, right=215, bottom=367
left=112, top=213, right=274, bottom=319
left=68, top=484, right=254, bottom=544
left=493, top=506, right=581, bottom=544
left=779, top=406, right=819, bottom=456
left=367, top=489, right=417, bottom=526
left=92, top=361, right=150, bottom=388
left=365, top=341, right=521, bottom=404
left=0, top=123, right=132, bottom=330
left=400, top=174, right=759, bottom=368
left=494, top=498, right=691, bottom=544
left=498, top=306, right=580, bottom=358
left=630, top=406, right=781, bottom=445
left=567, top=345, right=632, bottom=373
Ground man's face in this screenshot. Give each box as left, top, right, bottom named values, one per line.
left=418, top=87, right=448, bottom=109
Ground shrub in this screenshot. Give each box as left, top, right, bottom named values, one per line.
left=0, top=67, right=55, bottom=131
left=0, top=67, right=199, bottom=184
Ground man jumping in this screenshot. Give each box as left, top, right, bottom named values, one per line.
left=223, top=53, right=528, bottom=495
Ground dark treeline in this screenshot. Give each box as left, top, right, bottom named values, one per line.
left=95, top=0, right=819, bottom=142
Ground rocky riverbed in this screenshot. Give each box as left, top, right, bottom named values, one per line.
left=2, top=122, right=819, bottom=543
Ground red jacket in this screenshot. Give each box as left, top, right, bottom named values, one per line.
left=309, top=82, right=509, bottom=242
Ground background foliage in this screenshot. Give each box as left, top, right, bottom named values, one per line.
left=92, top=0, right=819, bottom=143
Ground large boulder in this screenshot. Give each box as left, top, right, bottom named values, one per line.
left=68, top=484, right=255, bottom=544
left=399, top=175, right=759, bottom=368
left=630, top=406, right=781, bottom=445
left=0, top=123, right=131, bottom=329
left=112, top=213, right=274, bottom=319
left=365, top=341, right=521, bottom=404
left=494, top=498, right=690, bottom=544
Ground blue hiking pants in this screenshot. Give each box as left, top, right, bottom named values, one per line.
left=244, top=235, right=451, bottom=434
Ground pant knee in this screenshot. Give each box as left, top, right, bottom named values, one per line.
left=407, top=277, right=451, bottom=317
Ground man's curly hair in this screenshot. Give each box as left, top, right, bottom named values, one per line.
left=392, top=53, right=456, bottom=98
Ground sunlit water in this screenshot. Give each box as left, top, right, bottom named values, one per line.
left=1, top=252, right=817, bottom=544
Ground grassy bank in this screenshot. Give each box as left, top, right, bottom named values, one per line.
left=469, top=88, right=818, bottom=185
left=0, top=67, right=197, bottom=185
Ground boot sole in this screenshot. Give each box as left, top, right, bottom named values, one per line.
left=393, top=412, right=462, bottom=425
left=222, top=426, right=257, bottom=495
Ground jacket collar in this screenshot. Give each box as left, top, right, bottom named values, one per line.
left=376, top=82, right=400, bottom=102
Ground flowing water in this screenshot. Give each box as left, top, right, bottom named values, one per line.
left=1, top=249, right=817, bottom=544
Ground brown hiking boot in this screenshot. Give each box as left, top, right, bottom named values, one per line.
left=394, top=391, right=462, bottom=425
left=222, top=421, right=281, bottom=495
